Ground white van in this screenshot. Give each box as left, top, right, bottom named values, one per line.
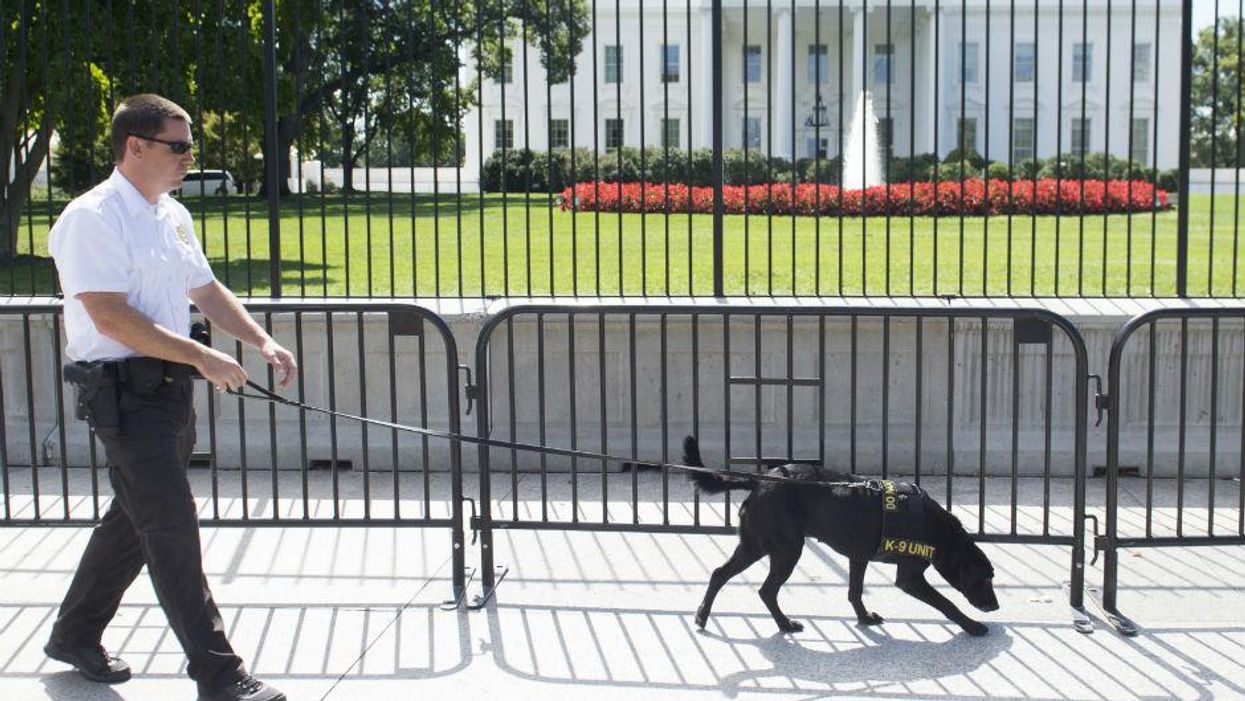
left=178, top=170, right=237, bottom=197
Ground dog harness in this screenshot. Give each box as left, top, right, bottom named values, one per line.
left=871, top=480, right=937, bottom=562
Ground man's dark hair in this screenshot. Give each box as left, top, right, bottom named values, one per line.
left=110, top=94, right=192, bottom=163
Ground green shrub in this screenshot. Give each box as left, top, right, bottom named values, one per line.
left=942, top=147, right=986, bottom=169
left=887, top=153, right=939, bottom=182
left=937, top=159, right=983, bottom=182
left=986, top=162, right=1013, bottom=180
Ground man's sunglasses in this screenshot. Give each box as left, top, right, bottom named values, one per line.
left=129, top=132, right=194, bottom=155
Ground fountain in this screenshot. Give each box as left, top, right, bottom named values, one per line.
left=840, top=91, right=886, bottom=190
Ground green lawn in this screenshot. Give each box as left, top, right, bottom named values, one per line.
left=4, top=191, right=1243, bottom=297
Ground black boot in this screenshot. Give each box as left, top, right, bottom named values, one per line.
left=197, top=674, right=286, bottom=701
left=43, top=638, right=131, bottom=683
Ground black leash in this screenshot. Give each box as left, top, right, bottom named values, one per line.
left=226, top=380, right=852, bottom=489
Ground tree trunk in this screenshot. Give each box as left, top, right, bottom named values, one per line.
left=0, top=121, right=50, bottom=261
left=257, top=115, right=297, bottom=198
left=340, top=122, right=357, bottom=193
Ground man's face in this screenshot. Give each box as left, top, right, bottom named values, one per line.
left=130, top=118, right=195, bottom=194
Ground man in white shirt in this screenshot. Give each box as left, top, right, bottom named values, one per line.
left=44, top=94, right=292, bottom=701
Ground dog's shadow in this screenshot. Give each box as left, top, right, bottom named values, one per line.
left=707, top=623, right=1013, bottom=697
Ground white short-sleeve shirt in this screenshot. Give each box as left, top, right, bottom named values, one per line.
left=49, top=169, right=216, bottom=361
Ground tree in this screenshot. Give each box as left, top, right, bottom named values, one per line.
left=265, top=0, right=589, bottom=196
left=1, top=0, right=589, bottom=259
left=1191, top=17, right=1245, bottom=168
left=1, top=0, right=102, bottom=258
left=1, top=0, right=254, bottom=259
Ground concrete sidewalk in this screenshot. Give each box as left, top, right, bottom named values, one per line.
left=2, top=473, right=1245, bottom=700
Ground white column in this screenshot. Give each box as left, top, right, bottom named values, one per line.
left=699, top=6, right=715, bottom=151
left=775, top=7, right=794, bottom=159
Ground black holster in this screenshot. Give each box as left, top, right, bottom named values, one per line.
left=62, top=361, right=113, bottom=422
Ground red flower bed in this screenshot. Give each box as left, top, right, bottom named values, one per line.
left=559, top=178, right=1170, bottom=217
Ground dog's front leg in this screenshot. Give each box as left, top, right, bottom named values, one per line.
left=895, top=565, right=988, bottom=636
left=696, top=541, right=763, bottom=629
left=848, top=558, right=884, bottom=625
left=758, top=542, right=804, bottom=633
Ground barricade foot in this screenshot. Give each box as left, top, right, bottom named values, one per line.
left=1087, top=585, right=1139, bottom=636
left=441, top=567, right=477, bottom=610
left=1063, top=582, right=1095, bottom=634
left=467, top=565, right=509, bottom=610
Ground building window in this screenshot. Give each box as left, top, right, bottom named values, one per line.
left=662, top=118, right=680, bottom=148
left=874, top=43, right=894, bottom=85
left=1012, top=117, right=1036, bottom=163
left=495, top=119, right=514, bottom=150
left=1014, top=43, right=1035, bottom=83
left=1133, top=43, right=1151, bottom=83
left=877, top=117, right=894, bottom=161
left=1071, top=118, right=1091, bottom=154
left=957, top=117, right=977, bottom=152
left=550, top=119, right=569, bottom=149
left=661, top=44, right=680, bottom=83
left=496, top=50, right=513, bottom=84
left=808, top=44, right=828, bottom=84
left=1073, top=43, right=1092, bottom=83
left=1130, top=118, right=1149, bottom=164
left=744, top=45, right=762, bottom=83
left=958, top=42, right=979, bottom=84
left=743, top=117, right=761, bottom=149
left=605, top=45, right=622, bottom=84
left=605, top=118, right=624, bottom=149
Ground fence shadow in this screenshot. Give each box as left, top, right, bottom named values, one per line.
left=1, top=601, right=472, bottom=690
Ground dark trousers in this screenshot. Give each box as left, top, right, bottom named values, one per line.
left=52, top=364, right=243, bottom=688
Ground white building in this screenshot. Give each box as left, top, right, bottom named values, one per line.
left=463, top=0, right=1183, bottom=180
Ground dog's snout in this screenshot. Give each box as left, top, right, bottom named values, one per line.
left=974, top=587, right=1000, bottom=612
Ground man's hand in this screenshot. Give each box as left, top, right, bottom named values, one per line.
left=190, top=281, right=298, bottom=390
left=195, top=346, right=249, bottom=393
left=260, top=339, right=298, bottom=388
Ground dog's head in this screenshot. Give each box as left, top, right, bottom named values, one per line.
left=932, top=533, right=999, bottom=612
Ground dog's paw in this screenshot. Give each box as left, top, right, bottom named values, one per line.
left=857, top=612, right=884, bottom=626
left=778, top=619, right=804, bottom=633
left=962, top=620, right=989, bottom=637
left=694, top=611, right=708, bottom=629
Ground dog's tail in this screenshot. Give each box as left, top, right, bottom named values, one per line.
left=682, top=435, right=759, bottom=494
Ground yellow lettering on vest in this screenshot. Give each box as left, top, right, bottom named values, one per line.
left=882, top=538, right=936, bottom=560
left=882, top=480, right=899, bottom=511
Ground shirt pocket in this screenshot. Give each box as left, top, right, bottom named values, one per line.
left=128, top=242, right=192, bottom=315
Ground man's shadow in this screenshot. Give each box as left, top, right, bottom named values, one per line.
left=40, top=671, right=127, bottom=701
left=709, top=624, right=1014, bottom=698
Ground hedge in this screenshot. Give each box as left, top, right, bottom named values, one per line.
left=559, top=178, right=1172, bottom=217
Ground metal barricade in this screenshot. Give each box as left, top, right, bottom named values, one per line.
left=0, top=299, right=467, bottom=604
left=1097, top=306, right=1245, bottom=635
left=471, top=302, right=1091, bottom=626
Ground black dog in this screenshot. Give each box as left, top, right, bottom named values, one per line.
left=683, top=436, right=999, bottom=636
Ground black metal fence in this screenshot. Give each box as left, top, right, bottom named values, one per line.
left=469, top=304, right=1091, bottom=618
left=1098, top=306, right=1245, bottom=635
left=2, top=1, right=1242, bottom=298
left=0, top=300, right=468, bottom=601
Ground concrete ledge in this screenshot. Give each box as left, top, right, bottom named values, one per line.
left=4, top=296, right=1244, bottom=478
